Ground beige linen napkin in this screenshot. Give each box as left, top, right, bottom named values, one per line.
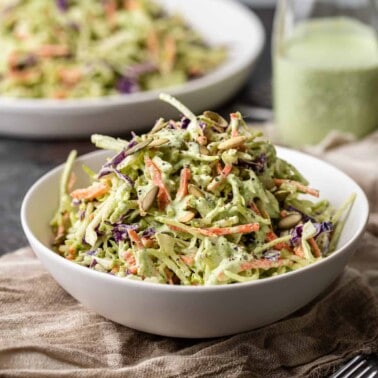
left=1, top=132, right=377, bottom=378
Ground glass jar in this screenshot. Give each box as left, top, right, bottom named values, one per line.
left=273, top=0, right=378, bottom=147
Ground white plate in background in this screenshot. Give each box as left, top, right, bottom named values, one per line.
left=0, top=0, right=264, bottom=138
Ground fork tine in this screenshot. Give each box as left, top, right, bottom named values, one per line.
left=366, top=371, right=378, bottom=378
left=331, top=355, right=365, bottom=378
left=355, top=366, right=377, bottom=378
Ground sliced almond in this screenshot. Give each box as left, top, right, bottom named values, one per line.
left=126, top=139, right=152, bottom=156
left=179, top=211, right=196, bottom=223
left=203, top=111, right=228, bottom=128
left=274, top=190, right=290, bottom=201
left=218, top=136, right=247, bottom=150
left=149, top=138, right=169, bottom=148
left=141, top=185, right=159, bottom=212
left=197, top=135, right=207, bottom=146
left=278, top=213, right=302, bottom=230
left=199, top=145, right=209, bottom=155
left=188, top=184, right=205, bottom=198
left=149, top=118, right=166, bottom=134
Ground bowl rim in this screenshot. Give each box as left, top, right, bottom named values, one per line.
left=0, top=0, right=265, bottom=110
left=21, top=146, right=369, bottom=293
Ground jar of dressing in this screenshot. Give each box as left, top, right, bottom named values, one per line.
left=273, top=0, right=378, bottom=147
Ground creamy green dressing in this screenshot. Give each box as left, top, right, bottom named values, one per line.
left=274, top=17, right=378, bottom=146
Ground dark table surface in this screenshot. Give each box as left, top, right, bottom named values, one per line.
left=0, top=6, right=274, bottom=256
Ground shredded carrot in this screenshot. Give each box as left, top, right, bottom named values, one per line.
left=250, top=200, right=270, bottom=219
left=70, top=182, right=109, bottom=200
left=14, top=30, right=30, bottom=41
left=169, top=225, right=184, bottom=233
left=221, top=164, right=233, bottom=179
left=123, top=250, right=138, bottom=274
left=169, top=223, right=259, bottom=237
left=104, top=0, right=116, bottom=23
left=123, top=0, right=140, bottom=10
left=208, top=163, right=233, bottom=191
left=9, top=69, right=39, bottom=83
left=145, top=157, right=171, bottom=209
left=294, top=246, right=304, bottom=258
left=68, top=172, right=76, bottom=193
left=217, top=271, right=226, bottom=281
left=250, top=202, right=262, bottom=216
left=239, top=259, right=287, bottom=272
left=280, top=210, right=288, bottom=218
left=176, top=167, right=191, bottom=200
left=51, top=90, right=68, bottom=99
left=265, top=231, right=292, bottom=251
left=231, top=130, right=239, bottom=137
left=163, top=36, right=176, bottom=73
left=7, top=51, right=20, bottom=70
left=111, top=265, right=120, bottom=274
left=147, top=30, right=159, bottom=61
left=181, top=256, right=194, bottom=265
left=36, top=44, right=70, bottom=58
left=199, top=223, right=259, bottom=237
left=274, top=178, right=320, bottom=198
left=309, top=237, right=321, bottom=258
left=58, top=68, right=82, bottom=86
left=127, top=229, right=144, bottom=249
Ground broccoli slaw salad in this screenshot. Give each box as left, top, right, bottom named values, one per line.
left=0, top=0, right=225, bottom=99
left=51, top=94, right=355, bottom=285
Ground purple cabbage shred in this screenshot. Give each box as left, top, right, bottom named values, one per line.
left=125, top=62, right=156, bottom=78
left=263, top=250, right=280, bottom=261
left=290, top=221, right=333, bottom=246
left=116, top=62, right=156, bottom=95
left=290, top=224, right=303, bottom=246
left=111, top=167, right=135, bottom=186
left=314, top=221, right=333, bottom=237
left=98, top=149, right=134, bottom=186
left=181, top=117, right=190, bottom=129
left=116, top=77, right=139, bottom=94
left=15, top=54, right=38, bottom=70
left=112, top=224, right=139, bottom=243
left=238, top=153, right=267, bottom=174
left=167, top=121, right=176, bottom=129
left=56, top=0, right=68, bottom=11
left=90, top=259, right=97, bottom=268
left=78, top=210, right=86, bottom=221
left=141, top=228, right=156, bottom=238
left=199, top=121, right=207, bottom=130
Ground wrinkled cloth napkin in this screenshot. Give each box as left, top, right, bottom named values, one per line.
left=1, top=131, right=377, bottom=378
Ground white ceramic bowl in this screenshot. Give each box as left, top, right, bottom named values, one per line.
left=0, top=0, right=264, bottom=138
left=21, top=147, right=369, bottom=338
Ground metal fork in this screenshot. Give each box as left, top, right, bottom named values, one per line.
left=330, top=355, right=378, bottom=378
